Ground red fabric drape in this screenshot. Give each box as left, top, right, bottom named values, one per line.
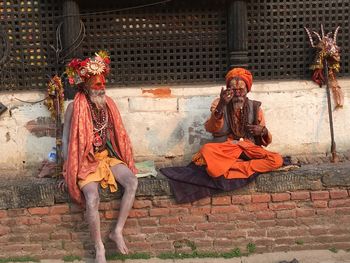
left=64, top=93, right=137, bottom=206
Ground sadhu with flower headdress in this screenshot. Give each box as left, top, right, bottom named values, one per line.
left=192, top=68, right=283, bottom=179
left=62, top=51, right=138, bottom=259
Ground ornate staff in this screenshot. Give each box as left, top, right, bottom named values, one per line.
left=323, top=59, right=338, bottom=162
left=45, top=76, right=64, bottom=175
left=304, top=25, right=342, bottom=162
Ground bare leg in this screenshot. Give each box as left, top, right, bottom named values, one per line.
left=109, top=164, right=138, bottom=254
left=82, top=182, right=106, bottom=263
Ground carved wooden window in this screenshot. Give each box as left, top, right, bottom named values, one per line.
left=80, top=0, right=227, bottom=86
left=0, top=0, right=61, bottom=91
left=247, top=0, right=350, bottom=79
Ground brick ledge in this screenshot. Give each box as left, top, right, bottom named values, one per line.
left=0, top=162, right=349, bottom=209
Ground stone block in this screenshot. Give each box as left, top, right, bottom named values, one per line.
left=129, top=97, right=178, bottom=112
left=178, top=96, right=215, bottom=112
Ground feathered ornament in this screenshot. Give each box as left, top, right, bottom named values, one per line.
left=304, top=25, right=344, bottom=109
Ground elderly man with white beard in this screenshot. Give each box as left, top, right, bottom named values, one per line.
left=62, top=51, right=138, bottom=262
left=192, top=68, right=283, bottom=179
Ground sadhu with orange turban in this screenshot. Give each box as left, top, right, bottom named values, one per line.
left=192, top=67, right=283, bottom=179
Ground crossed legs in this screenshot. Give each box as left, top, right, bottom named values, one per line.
left=200, top=140, right=283, bottom=179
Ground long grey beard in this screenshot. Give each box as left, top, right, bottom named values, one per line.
left=91, top=97, right=106, bottom=110
left=232, top=97, right=245, bottom=110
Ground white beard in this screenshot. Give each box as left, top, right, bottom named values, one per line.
left=232, top=97, right=245, bottom=110
left=91, top=96, right=106, bottom=110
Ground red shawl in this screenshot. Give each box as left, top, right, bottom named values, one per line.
left=64, top=92, right=137, bottom=206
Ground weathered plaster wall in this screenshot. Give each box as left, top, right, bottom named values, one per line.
left=0, top=79, right=349, bottom=172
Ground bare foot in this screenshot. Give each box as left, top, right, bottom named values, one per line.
left=95, top=244, right=106, bottom=263
left=109, top=231, right=129, bottom=254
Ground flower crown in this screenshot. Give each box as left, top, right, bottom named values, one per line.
left=65, top=50, right=111, bottom=86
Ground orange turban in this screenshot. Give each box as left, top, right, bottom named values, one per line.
left=225, top=68, right=253, bottom=92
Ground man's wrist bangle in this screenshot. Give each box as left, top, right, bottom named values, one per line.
left=262, top=126, right=268, bottom=136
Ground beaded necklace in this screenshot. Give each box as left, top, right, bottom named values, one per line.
left=227, top=98, right=249, bottom=139
left=86, top=95, right=109, bottom=152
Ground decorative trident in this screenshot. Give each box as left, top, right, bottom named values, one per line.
left=304, top=25, right=342, bottom=163
left=304, top=25, right=344, bottom=108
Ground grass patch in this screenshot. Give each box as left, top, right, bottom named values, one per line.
left=63, top=255, right=82, bottom=262
left=194, top=251, right=221, bottom=258
left=158, top=248, right=242, bottom=260
left=0, top=257, right=39, bottom=263
left=222, top=248, right=241, bottom=258
left=173, top=239, right=197, bottom=251
left=247, top=243, right=256, bottom=254
left=106, top=252, right=151, bottom=261
left=295, top=239, right=304, bottom=245
left=329, top=247, right=338, bottom=253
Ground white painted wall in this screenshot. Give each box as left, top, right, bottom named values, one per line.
left=0, top=79, right=349, bottom=171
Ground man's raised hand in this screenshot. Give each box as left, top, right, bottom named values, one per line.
left=219, top=87, right=233, bottom=105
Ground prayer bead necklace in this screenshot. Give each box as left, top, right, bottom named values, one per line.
left=86, top=96, right=109, bottom=152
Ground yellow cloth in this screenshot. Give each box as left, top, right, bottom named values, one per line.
left=78, top=149, right=124, bottom=191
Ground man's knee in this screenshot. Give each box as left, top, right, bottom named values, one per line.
left=127, top=174, right=138, bottom=192
left=201, top=143, right=214, bottom=155
left=117, top=165, right=138, bottom=192
left=271, top=153, right=283, bottom=169
left=85, top=194, right=100, bottom=209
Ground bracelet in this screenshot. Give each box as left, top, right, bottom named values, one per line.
left=261, top=126, right=268, bottom=136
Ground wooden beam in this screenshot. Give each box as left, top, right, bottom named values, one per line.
left=227, top=0, right=249, bottom=69
left=62, top=0, right=81, bottom=99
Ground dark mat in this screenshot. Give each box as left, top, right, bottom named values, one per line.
left=160, top=156, right=297, bottom=204
left=160, top=162, right=258, bottom=203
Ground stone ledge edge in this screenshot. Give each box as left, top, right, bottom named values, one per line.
left=0, top=162, right=349, bottom=209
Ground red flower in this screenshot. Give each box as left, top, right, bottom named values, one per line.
left=68, top=77, right=75, bottom=85
left=103, top=57, right=111, bottom=65
left=68, top=58, right=81, bottom=68
left=105, top=67, right=110, bottom=75
left=80, top=58, right=89, bottom=68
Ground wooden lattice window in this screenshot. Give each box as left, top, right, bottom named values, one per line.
left=80, top=0, right=228, bottom=86
left=0, top=0, right=61, bottom=91
left=247, top=0, right=350, bottom=79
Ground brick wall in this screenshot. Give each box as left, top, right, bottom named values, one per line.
left=1, top=189, right=350, bottom=259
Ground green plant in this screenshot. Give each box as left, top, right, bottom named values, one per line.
left=329, top=247, right=338, bottom=253
left=295, top=239, right=304, bottom=245
left=173, top=239, right=197, bottom=251
left=158, top=248, right=242, bottom=260
left=222, top=248, right=241, bottom=258
left=0, top=257, right=39, bottom=263
left=106, top=252, right=151, bottom=261
left=247, top=242, right=256, bottom=254
left=195, top=251, right=221, bottom=258
left=63, top=255, right=82, bottom=262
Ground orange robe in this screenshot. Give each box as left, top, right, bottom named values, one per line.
left=63, top=93, right=137, bottom=206
left=193, top=98, right=283, bottom=179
